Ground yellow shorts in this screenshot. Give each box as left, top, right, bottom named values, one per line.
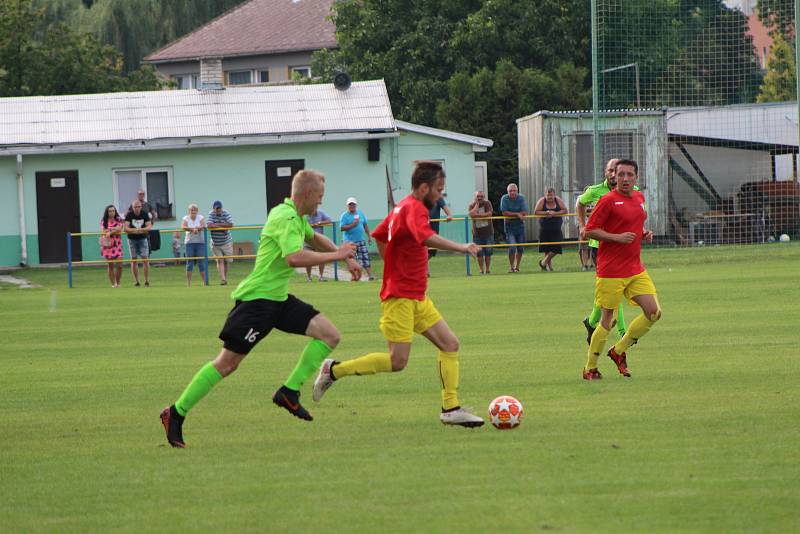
left=594, top=270, right=657, bottom=310
left=379, top=297, right=443, bottom=343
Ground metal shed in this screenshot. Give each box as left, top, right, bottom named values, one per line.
left=517, top=110, right=668, bottom=240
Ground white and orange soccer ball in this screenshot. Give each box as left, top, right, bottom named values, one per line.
left=488, top=395, right=523, bottom=429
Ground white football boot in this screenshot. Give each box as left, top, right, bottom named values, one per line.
left=439, top=407, right=485, bottom=428
left=313, top=358, right=336, bottom=402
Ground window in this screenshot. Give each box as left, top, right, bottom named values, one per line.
left=290, top=66, right=311, bottom=78
left=259, top=70, right=270, bottom=83
left=173, top=74, right=199, bottom=90
left=114, top=167, right=175, bottom=219
left=568, top=131, right=645, bottom=192
left=227, top=70, right=252, bottom=85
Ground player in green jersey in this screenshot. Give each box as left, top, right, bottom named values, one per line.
left=160, top=170, right=361, bottom=447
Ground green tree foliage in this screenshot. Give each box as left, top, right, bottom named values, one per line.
left=757, top=33, right=797, bottom=102
left=313, top=0, right=591, bottom=193
left=33, top=0, right=244, bottom=73
left=0, top=0, right=161, bottom=96
left=599, top=0, right=762, bottom=108
left=437, top=60, right=590, bottom=201
left=757, top=0, right=795, bottom=38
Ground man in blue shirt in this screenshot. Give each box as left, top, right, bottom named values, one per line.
left=340, top=197, right=375, bottom=280
left=500, top=183, right=528, bottom=273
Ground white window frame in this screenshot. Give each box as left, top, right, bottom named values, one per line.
left=112, top=166, right=175, bottom=219
left=258, top=69, right=270, bottom=84
left=227, top=70, right=253, bottom=85
left=173, top=74, right=199, bottom=89
left=290, top=66, right=311, bottom=78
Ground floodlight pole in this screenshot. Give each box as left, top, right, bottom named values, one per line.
left=591, top=0, right=601, bottom=186
left=795, top=0, right=799, bottom=181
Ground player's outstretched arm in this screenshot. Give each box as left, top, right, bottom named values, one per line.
left=285, top=242, right=355, bottom=268
left=423, top=234, right=479, bottom=257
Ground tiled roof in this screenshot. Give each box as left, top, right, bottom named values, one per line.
left=0, top=80, right=395, bottom=154
left=145, top=0, right=336, bottom=63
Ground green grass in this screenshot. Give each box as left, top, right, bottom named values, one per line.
left=2, top=244, right=799, bottom=532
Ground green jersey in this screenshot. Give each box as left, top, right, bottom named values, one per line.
left=232, top=198, right=314, bottom=302
left=578, top=180, right=639, bottom=248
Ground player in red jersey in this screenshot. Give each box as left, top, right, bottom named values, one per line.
left=312, top=161, right=485, bottom=427
left=582, top=159, right=661, bottom=380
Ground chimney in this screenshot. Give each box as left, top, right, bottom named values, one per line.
left=200, top=57, right=224, bottom=90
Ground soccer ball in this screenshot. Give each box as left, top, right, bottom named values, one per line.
left=779, top=234, right=791, bottom=243
left=488, top=395, right=523, bottom=430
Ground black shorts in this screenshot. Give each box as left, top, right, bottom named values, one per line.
left=219, top=295, right=320, bottom=355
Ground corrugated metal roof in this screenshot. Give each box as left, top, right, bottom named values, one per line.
left=395, top=120, right=493, bottom=148
left=667, top=102, right=797, bottom=147
left=144, top=0, right=336, bottom=63
left=0, top=80, right=395, bottom=153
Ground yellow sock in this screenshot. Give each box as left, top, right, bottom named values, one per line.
left=332, top=353, right=392, bottom=378
left=586, top=324, right=610, bottom=370
left=438, top=351, right=460, bottom=410
left=614, top=313, right=657, bottom=354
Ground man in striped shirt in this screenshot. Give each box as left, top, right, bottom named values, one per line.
left=208, top=200, right=234, bottom=285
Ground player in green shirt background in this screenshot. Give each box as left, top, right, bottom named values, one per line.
left=576, top=158, right=634, bottom=343
left=160, top=170, right=361, bottom=448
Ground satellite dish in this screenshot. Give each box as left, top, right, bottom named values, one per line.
left=333, top=71, right=351, bottom=91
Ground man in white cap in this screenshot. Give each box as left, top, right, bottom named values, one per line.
left=340, top=197, right=374, bottom=280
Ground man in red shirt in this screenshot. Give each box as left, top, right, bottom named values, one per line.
left=582, top=159, right=661, bottom=380
left=311, top=161, right=485, bottom=427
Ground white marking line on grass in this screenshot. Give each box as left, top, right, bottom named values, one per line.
left=0, top=274, right=38, bottom=289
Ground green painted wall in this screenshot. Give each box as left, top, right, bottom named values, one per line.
left=0, top=131, right=480, bottom=266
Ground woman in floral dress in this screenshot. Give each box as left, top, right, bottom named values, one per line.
left=101, top=205, right=124, bottom=287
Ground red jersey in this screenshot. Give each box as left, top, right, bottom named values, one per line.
left=585, top=189, right=647, bottom=278
left=371, top=194, right=435, bottom=301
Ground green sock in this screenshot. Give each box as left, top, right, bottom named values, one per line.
left=284, top=339, right=334, bottom=391
left=174, top=362, right=223, bottom=417
left=616, top=305, right=627, bottom=336
left=588, top=304, right=602, bottom=328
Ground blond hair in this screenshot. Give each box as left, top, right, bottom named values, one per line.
left=291, top=169, right=325, bottom=196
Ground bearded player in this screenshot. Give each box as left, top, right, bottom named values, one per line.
left=582, top=159, right=661, bottom=380
left=312, top=161, right=485, bottom=427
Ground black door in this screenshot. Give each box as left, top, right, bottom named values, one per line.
left=265, top=159, right=304, bottom=213
left=36, top=171, right=82, bottom=263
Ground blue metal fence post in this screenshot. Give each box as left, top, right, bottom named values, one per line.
left=332, top=222, right=339, bottom=281
left=203, top=227, right=210, bottom=286
left=464, top=217, right=471, bottom=276
left=67, top=232, right=73, bottom=288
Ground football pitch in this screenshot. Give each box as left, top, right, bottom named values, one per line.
left=2, top=244, right=798, bottom=532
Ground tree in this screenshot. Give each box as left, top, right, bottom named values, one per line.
left=757, top=0, right=795, bottom=38
left=757, top=33, right=797, bottom=102
left=0, top=0, right=162, bottom=96
left=436, top=60, right=590, bottom=200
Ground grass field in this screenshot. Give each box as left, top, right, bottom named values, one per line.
left=2, top=244, right=798, bottom=532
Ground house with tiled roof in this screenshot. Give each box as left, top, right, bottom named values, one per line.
left=144, top=0, right=337, bottom=89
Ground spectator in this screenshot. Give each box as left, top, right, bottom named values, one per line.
left=500, top=183, right=529, bottom=273
left=340, top=197, right=375, bottom=281
left=534, top=187, right=568, bottom=271
left=207, top=200, right=234, bottom=285
left=304, top=207, right=332, bottom=281
left=172, top=231, right=183, bottom=263
left=100, top=204, right=124, bottom=288
left=468, top=190, right=494, bottom=274
left=124, top=199, right=152, bottom=287
left=427, top=194, right=453, bottom=260
left=182, top=203, right=207, bottom=286
left=127, top=189, right=157, bottom=222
